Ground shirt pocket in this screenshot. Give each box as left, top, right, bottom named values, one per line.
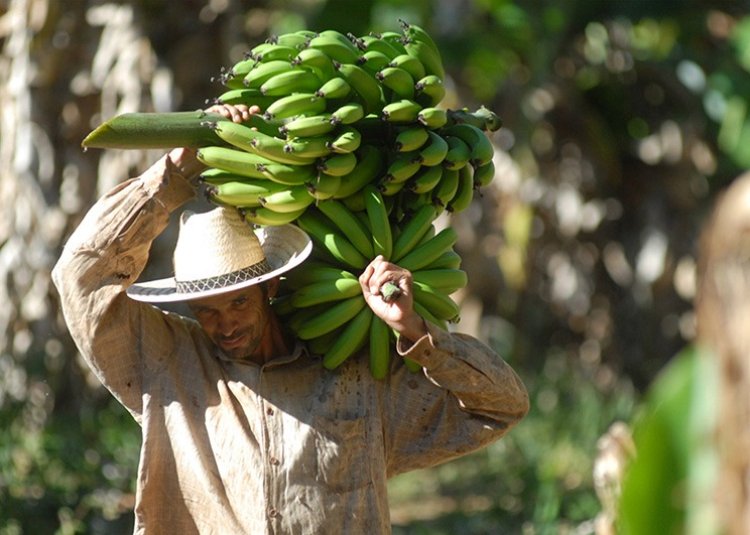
left=311, top=415, right=371, bottom=492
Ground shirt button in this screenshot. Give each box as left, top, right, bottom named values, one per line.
left=268, top=507, right=279, bottom=518
left=270, top=457, right=280, bottom=466
left=266, top=407, right=274, bottom=416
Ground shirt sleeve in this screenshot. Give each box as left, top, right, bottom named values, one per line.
left=381, top=322, right=529, bottom=477
left=51, top=154, right=196, bottom=420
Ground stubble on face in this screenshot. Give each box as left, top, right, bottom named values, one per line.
left=189, top=284, right=271, bottom=360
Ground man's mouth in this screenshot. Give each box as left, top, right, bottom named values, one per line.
left=219, top=332, right=247, bottom=349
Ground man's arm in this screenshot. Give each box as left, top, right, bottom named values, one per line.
left=51, top=148, right=199, bottom=416
left=359, top=256, right=529, bottom=475
left=52, top=104, right=256, bottom=417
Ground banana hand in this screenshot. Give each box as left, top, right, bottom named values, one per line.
left=358, top=255, right=427, bottom=342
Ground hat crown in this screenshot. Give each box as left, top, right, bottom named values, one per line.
left=173, top=207, right=266, bottom=282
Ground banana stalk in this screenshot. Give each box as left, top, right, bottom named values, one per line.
left=82, top=111, right=228, bottom=149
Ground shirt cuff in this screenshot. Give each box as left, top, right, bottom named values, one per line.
left=396, top=322, right=453, bottom=369
left=139, top=154, right=196, bottom=212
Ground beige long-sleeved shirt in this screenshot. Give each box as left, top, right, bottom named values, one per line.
left=52, top=154, right=529, bottom=534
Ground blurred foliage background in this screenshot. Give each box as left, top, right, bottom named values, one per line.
left=2, top=0, right=749, bottom=533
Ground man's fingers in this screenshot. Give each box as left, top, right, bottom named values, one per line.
left=206, top=103, right=260, bottom=123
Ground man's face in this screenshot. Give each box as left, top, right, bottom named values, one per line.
left=189, top=284, right=271, bottom=360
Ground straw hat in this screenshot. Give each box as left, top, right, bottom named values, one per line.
left=127, top=206, right=312, bottom=303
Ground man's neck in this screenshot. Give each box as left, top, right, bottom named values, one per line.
left=248, top=312, right=291, bottom=365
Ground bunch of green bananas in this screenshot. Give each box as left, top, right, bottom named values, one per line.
left=81, top=20, right=501, bottom=378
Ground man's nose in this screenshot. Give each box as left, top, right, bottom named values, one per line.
left=217, top=314, right=238, bottom=335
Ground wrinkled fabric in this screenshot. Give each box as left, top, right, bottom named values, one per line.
left=52, top=155, right=529, bottom=535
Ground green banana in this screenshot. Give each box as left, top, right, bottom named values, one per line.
left=376, top=66, right=415, bottom=100
left=290, top=277, right=362, bottom=308
left=215, top=87, right=277, bottom=110
left=223, top=55, right=256, bottom=84
left=417, top=106, right=448, bottom=129
left=306, top=173, right=342, bottom=200
left=213, top=121, right=316, bottom=165
left=414, top=74, right=446, bottom=107
left=395, top=125, right=429, bottom=152
left=397, top=226, right=458, bottom=272
left=441, top=123, right=494, bottom=167
left=264, top=92, right=327, bottom=120
left=391, top=203, right=438, bottom=261
left=342, top=189, right=366, bottom=212
left=355, top=34, right=403, bottom=59
left=200, top=167, right=258, bottom=185
left=251, top=43, right=299, bottom=63
left=270, top=31, right=314, bottom=49
left=257, top=161, right=318, bottom=185
left=280, top=114, right=336, bottom=137
left=357, top=50, right=392, bottom=75
left=306, top=327, right=342, bottom=356
left=448, top=105, right=503, bottom=132
left=207, top=179, right=286, bottom=207
left=260, top=68, right=322, bottom=96
left=382, top=99, right=422, bottom=123
left=284, top=134, right=333, bottom=159
left=330, top=102, right=365, bottom=125
left=418, top=130, right=450, bottom=166
left=242, top=205, right=308, bottom=226
left=400, top=20, right=445, bottom=78
left=259, top=184, right=315, bottom=213
left=332, top=144, right=385, bottom=199
left=318, top=152, right=358, bottom=177
left=408, top=164, right=443, bottom=194
left=335, top=62, right=384, bottom=115
left=292, top=47, right=338, bottom=81
left=413, top=281, right=460, bottom=322
left=385, top=151, right=423, bottom=184
left=328, top=126, right=362, bottom=153
left=196, top=146, right=270, bottom=179
left=278, top=31, right=316, bottom=46
left=473, top=160, right=495, bottom=188
left=432, top=167, right=460, bottom=208
left=296, top=210, right=369, bottom=269
left=412, top=268, right=468, bottom=294
left=379, top=180, right=406, bottom=197
left=389, top=53, right=426, bottom=82
left=447, top=165, right=475, bottom=213
left=315, top=76, right=352, bottom=99
left=368, top=315, right=391, bottom=380
left=243, top=59, right=295, bottom=88
left=413, top=299, right=449, bottom=331
left=295, top=294, right=367, bottom=340
left=307, top=32, right=360, bottom=64
left=379, top=31, right=408, bottom=54
left=425, top=249, right=462, bottom=270
left=363, top=184, right=393, bottom=260
left=284, top=264, right=358, bottom=290
left=442, top=135, right=472, bottom=170
left=321, top=304, right=372, bottom=369
left=317, top=198, right=375, bottom=258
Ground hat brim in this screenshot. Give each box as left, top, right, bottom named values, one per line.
left=126, top=224, right=312, bottom=303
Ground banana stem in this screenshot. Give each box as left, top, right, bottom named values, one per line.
left=380, top=281, right=402, bottom=302
left=81, top=111, right=227, bottom=149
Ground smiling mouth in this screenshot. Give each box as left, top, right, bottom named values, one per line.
left=219, top=333, right=247, bottom=349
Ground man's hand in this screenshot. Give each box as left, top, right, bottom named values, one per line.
left=359, top=256, right=428, bottom=343
left=168, top=103, right=260, bottom=180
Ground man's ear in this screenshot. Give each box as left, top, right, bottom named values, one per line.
left=266, top=277, right=280, bottom=299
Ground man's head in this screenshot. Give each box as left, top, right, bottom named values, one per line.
left=126, top=207, right=311, bottom=360
left=188, top=279, right=279, bottom=360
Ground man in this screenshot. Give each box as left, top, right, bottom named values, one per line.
left=52, top=103, right=529, bottom=534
